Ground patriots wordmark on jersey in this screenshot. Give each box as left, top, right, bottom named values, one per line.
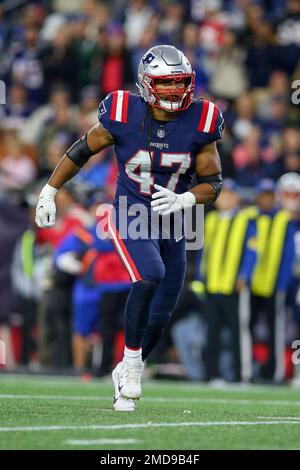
left=98, top=90, right=224, bottom=209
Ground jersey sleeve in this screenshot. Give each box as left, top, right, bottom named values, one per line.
left=208, top=106, right=224, bottom=143
left=194, top=100, right=225, bottom=146
left=97, top=90, right=130, bottom=138
left=97, top=93, right=114, bottom=133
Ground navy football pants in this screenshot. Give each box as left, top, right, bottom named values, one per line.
left=108, top=208, right=186, bottom=350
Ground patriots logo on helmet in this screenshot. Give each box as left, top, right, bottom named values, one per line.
left=142, top=52, right=155, bottom=67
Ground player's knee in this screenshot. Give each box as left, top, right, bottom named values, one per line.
left=130, top=279, right=160, bottom=307
left=141, top=261, right=165, bottom=283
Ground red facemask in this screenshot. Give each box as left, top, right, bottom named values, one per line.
left=142, top=72, right=195, bottom=112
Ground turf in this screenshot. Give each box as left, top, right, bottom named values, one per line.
left=0, top=374, right=300, bottom=450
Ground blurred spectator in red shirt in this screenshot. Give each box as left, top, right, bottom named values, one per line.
left=101, top=23, right=133, bottom=96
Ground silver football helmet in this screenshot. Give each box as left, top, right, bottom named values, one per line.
left=277, top=173, right=300, bottom=193
left=277, top=172, right=300, bottom=213
left=137, top=45, right=195, bottom=112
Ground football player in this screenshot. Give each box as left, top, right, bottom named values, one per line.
left=36, top=45, right=224, bottom=411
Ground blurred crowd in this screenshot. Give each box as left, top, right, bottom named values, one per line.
left=0, top=0, right=300, bottom=384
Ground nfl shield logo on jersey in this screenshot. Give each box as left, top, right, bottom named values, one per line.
left=157, top=129, right=165, bottom=139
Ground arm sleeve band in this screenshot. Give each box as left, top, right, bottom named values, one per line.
left=196, top=173, right=223, bottom=201
left=65, top=134, right=94, bottom=168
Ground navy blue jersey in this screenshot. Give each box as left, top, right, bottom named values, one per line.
left=98, top=90, right=224, bottom=208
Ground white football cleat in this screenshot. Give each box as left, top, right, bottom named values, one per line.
left=112, top=362, right=136, bottom=412
left=119, top=359, right=144, bottom=400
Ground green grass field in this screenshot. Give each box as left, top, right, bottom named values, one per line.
left=1, top=374, right=300, bottom=450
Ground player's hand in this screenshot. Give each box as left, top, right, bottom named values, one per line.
left=151, top=184, right=196, bottom=216
left=35, top=184, right=58, bottom=228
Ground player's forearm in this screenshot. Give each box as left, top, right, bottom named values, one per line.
left=47, top=132, right=96, bottom=190
left=189, top=183, right=218, bottom=205
left=48, top=155, right=81, bottom=189
left=47, top=125, right=114, bottom=190
left=193, top=143, right=223, bottom=204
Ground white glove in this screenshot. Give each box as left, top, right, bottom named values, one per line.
left=56, top=252, right=82, bottom=275
left=35, top=184, right=58, bottom=228
left=151, top=184, right=196, bottom=215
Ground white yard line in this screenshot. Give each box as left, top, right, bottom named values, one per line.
left=66, top=438, right=139, bottom=446
left=1, top=421, right=300, bottom=433
left=257, top=416, right=300, bottom=420
left=1, top=394, right=300, bottom=407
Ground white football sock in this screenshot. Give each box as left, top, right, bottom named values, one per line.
left=124, top=346, right=142, bottom=362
